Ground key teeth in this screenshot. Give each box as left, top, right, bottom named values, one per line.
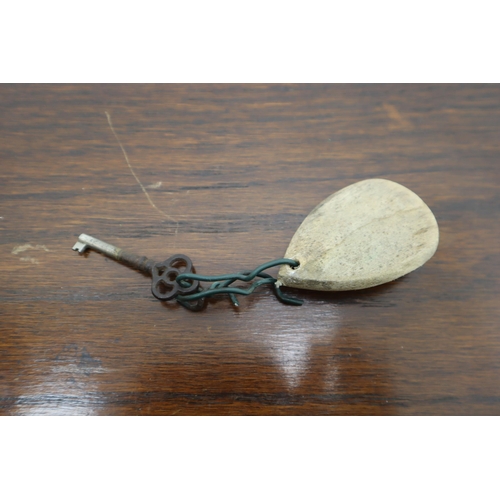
left=72, top=241, right=88, bottom=253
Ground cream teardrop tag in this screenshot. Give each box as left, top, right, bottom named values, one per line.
left=277, top=178, right=439, bottom=291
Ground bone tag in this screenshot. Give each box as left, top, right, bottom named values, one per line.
left=277, top=178, right=439, bottom=291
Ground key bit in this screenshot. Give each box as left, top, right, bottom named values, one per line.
left=72, top=233, right=200, bottom=302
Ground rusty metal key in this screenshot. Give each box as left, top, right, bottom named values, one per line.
left=72, top=233, right=199, bottom=301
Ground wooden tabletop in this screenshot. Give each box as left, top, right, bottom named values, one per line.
left=1, top=84, right=499, bottom=415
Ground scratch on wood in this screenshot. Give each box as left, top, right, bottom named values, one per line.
left=146, top=181, right=162, bottom=189
left=105, top=112, right=177, bottom=223
left=383, top=103, right=413, bottom=129
left=105, top=112, right=180, bottom=251
left=20, top=257, right=39, bottom=264
left=12, top=244, right=50, bottom=255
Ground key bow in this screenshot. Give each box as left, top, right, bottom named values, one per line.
left=151, top=254, right=199, bottom=300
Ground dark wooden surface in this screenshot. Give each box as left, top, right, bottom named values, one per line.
left=1, top=84, right=499, bottom=415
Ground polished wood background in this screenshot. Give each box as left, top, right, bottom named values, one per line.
left=1, top=84, right=499, bottom=415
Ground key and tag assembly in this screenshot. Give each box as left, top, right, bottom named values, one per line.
left=73, top=179, right=439, bottom=311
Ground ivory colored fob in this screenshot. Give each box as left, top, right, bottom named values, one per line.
left=277, top=179, right=439, bottom=291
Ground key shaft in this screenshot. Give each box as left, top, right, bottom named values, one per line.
left=72, top=233, right=155, bottom=274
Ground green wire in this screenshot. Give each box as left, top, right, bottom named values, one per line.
left=177, top=277, right=276, bottom=303
left=175, top=258, right=303, bottom=308
left=177, top=258, right=298, bottom=284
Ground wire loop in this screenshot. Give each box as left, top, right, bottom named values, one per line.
left=175, top=258, right=302, bottom=310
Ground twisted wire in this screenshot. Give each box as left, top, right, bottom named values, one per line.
left=175, top=258, right=303, bottom=309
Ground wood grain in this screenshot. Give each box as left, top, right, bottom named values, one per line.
left=1, top=84, right=499, bottom=415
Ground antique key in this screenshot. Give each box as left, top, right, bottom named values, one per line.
left=72, top=233, right=301, bottom=310
left=72, top=233, right=200, bottom=303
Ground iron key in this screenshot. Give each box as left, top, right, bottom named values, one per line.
left=72, top=233, right=200, bottom=302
